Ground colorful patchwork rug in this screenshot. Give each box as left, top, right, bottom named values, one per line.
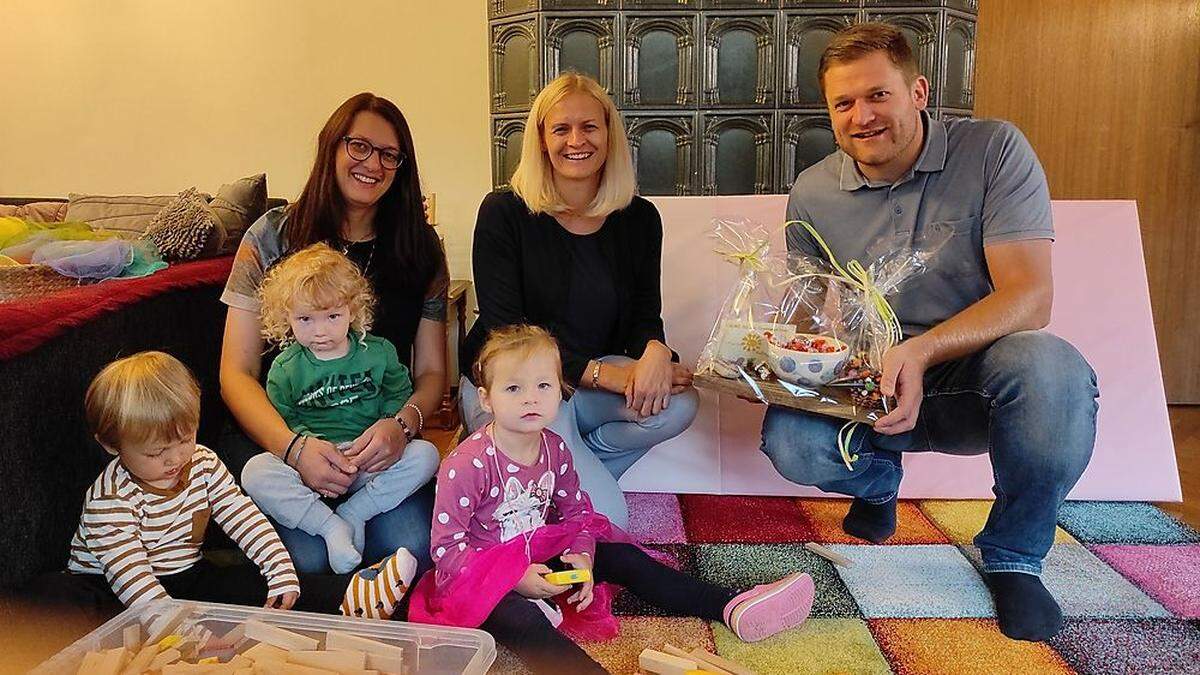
left=491, top=494, right=1200, bottom=674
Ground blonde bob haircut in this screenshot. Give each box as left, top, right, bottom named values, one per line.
left=473, top=324, right=571, bottom=395
left=509, top=72, right=636, bottom=218
left=258, top=243, right=376, bottom=348
left=85, top=351, right=201, bottom=449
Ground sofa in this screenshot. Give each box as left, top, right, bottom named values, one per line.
left=0, top=181, right=284, bottom=587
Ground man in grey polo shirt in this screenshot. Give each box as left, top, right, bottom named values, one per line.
left=762, top=23, right=1098, bottom=641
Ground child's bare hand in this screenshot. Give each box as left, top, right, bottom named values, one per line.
left=515, top=564, right=568, bottom=599
left=561, top=553, right=595, bottom=610
left=296, top=438, right=356, bottom=498
left=265, top=591, right=298, bottom=610
left=345, top=418, right=408, bottom=473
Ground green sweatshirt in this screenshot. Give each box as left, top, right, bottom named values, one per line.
left=266, top=334, right=414, bottom=444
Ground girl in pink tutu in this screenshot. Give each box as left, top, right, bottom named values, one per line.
left=409, top=325, right=815, bottom=673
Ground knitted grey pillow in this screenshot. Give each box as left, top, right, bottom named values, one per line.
left=142, top=187, right=218, bottom=261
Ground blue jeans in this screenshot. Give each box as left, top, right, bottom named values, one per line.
left=760, top=331, right=1098, bottom=575
left=459, top=356, right=700, bottom=529
left=216, top=423, right=435, bottom=575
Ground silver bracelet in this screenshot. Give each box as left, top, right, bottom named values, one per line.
left=400, top=402, right=424, bottom=434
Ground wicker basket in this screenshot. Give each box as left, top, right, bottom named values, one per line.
left=0, top=263, right=84, bottom=302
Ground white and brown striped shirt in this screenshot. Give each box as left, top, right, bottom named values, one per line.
left=68, top=445, right=299, bottom=608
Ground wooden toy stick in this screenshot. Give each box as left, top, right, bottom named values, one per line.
left=242, top=619, right=319, bottom=651
left=805, top=542, right=854, bottom=567
left=639, top=648, right=697, bottom=675
left=688, top=647, right=757, bottom=675
left=663, top=644, right=729, bottom=674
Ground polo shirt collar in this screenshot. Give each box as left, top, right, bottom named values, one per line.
left=838, top=110, right=946, bottom=191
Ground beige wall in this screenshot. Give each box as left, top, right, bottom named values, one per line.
left=0, top=0, right=491, bottom=278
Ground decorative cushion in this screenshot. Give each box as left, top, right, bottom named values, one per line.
left=209, top=173, right=267, bottom=253
left=64, top=193, right=177, bottom=238
left=0, top=202, right=69, bottom=222
left=141, top=188, right=219, bottom=261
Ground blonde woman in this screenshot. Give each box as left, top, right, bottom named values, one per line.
left=460, top=73, right=698, bottom=527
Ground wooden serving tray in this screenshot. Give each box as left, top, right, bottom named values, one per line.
left=694, top=371, right=881, bottom=424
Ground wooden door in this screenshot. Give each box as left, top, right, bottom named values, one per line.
left=974, top=0, right=1200, bottom=402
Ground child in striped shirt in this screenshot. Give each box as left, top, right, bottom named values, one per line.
left=66, top=351, right=416, bottom=619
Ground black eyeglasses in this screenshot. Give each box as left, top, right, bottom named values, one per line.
left=342, top=136, right=405, bottom=170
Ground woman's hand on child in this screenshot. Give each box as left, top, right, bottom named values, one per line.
left=296, top=438, right=357, bottom=498
left=560, top=553, right=595, bottom=611
left=264, top=591, right=298, bottom=610
left=344, top=418, right=408, bottom=473
left=627, top=341, right=675, bottom=417
left=516, top=564, right=569, bottom=599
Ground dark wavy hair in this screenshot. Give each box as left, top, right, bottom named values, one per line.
left=285, top=92, right=440, bottom=290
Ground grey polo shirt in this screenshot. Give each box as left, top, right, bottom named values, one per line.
left=785, top=111, right=1053, bottom=337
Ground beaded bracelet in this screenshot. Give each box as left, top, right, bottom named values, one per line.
left=402, top=402, right=424, bottom=434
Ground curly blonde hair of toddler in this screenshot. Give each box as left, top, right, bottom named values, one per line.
left=258, top=243, right=375, bottom=347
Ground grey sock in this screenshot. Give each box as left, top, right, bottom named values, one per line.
left=315, top=513, right=361, bottom=574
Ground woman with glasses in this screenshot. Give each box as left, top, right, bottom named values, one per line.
left=218, top=93, right=446, bottom=576
left=459, top=73, right=699, bottom=528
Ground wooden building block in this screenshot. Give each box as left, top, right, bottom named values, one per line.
left=323, top=631, right=403, bottom=672
left=288, top=649, right=367, bottom=672
left=123, top=624, right=141, bottom=651
left=243, top=643, right=289, bottom=663
left=662, top=643, right=730, bottom=674
left=149, top=648, right=183, bottom=670
left=120, top=643, right=159, bottom=675
left=639, top=648, right=697, bottom=675
left=804, top=542, right=853, bottom=567
left=243, top=620, right=320, bottom=651
left=93, top=647, right=129, bottom=675
left=147, top=604, right=194, bottom=644
left=689, top=648, right=756, bottom=675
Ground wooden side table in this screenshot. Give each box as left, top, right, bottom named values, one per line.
left=431, top=279, right=471, bottom=430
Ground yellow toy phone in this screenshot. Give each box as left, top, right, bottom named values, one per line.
left=543, top=569, right=592, bottom=585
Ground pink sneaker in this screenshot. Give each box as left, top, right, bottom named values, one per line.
left=723, top=572, right=815, bottom=642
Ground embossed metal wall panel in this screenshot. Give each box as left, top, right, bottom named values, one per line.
left=783, top=0, right=860, bottom=9
left=705, top=0, right=778, bottom=8
left=623, top=14, right=698, bottom=108
left=702, top=14, right=777, bottom=107
left=491, top=18, right=541, bottom=113
left=778, top=112, right=838, bottom=190
left=488, top=2, right=977, bottom=194
left=943, top=0, right=977, bottom=12
left=866, top=10, right=940, bottom=106
left=782, top=12, right=857, bottom=107
left=544, top=0, right=616, bottom=9
left=701, top=113, right=775, bottom=195
left=863, top=0, right=939, bottom=6
left=942, top=11, right=976, bottom=110
left=490, top=0, right=538, bottom=20
left=492, top=115, right=529, bottom=190
left=626, top=114, right=699, bottom=195
left=625, top=0, right=701, bottom=8
left=544, top=14, right=618, bottom=94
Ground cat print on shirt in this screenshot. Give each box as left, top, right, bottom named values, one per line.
left=493, top=471, right=555, bottom=543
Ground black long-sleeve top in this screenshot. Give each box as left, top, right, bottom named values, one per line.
left=461, top=190, right=676, bottom=387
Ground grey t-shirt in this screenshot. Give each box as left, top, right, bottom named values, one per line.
left=785, top=111, right=1053, bottom=337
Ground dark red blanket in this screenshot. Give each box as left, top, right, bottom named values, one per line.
left=0, top=256, right=233, bottom=360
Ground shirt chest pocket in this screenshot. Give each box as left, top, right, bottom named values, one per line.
left=927, top=216, right=988, bottom=281
left=190, top=508, right=211, bottom=544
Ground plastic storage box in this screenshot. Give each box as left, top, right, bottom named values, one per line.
left=30, top=599, right=495, bottom=674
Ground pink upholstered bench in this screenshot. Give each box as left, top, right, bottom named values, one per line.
left=618, top=197, right=1180, bottom=502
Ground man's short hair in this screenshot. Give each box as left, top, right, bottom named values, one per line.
left=818, top=22, right=921, bottom=96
